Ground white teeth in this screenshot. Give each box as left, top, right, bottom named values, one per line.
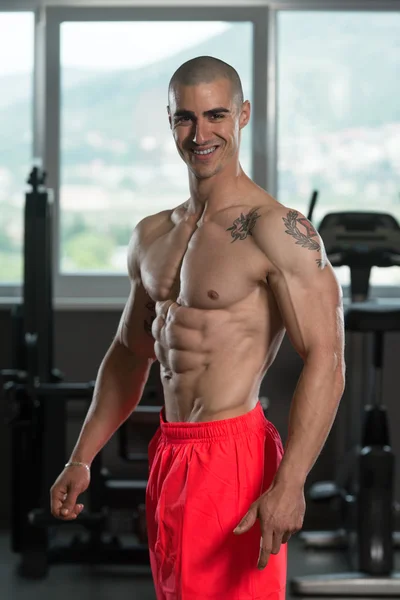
left=193, top=146, right=216, bottom=156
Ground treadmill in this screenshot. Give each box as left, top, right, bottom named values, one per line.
left=291, top=194, right=400, bottom=596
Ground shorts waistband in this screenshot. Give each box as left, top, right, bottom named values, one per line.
left=159, top=401, right=268, bottom=442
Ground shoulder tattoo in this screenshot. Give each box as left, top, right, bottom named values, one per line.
left=283, top=210, right=323, bottom=268
left=226, top=208, right=261, bottom=243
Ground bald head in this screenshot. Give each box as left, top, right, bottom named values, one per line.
left=168, top=56, right=244, bottom=108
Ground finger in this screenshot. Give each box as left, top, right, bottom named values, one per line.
left=60, top=490, right=80, bottom=517
left=51, top=498, right=63, bottom=516
left=66, top=504, right=84, bottom=520
left=50, top=487, right=69, bottom=515
left=61, top=513, right=78, bottom=521
left=233, top=505, right=258, bottom=535
left=73, top=504, right=84, bottom=517
left=258, top=530, right=273, bottom=570
left=282, top=531, right=292, bottom=544
left=59, top=504, right=84, bottom=521
left=65, top=503, right=84, bottom=519
left=271, top=530, right=283, bottom=555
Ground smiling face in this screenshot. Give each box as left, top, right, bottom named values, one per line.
left=168, top=78, right=250, bottom=180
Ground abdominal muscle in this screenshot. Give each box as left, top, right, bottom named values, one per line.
left=152, top=298, right=284, bottom=423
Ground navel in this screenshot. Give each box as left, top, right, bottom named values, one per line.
left=208, top=290, right=219, bottom=300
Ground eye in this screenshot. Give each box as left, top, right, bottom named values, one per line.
left=175, top=116, right=190, bottom=125
left=211, top=113, right=225, bottom=120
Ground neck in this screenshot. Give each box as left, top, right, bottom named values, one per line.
left=186, top=160, right=250, bottom=221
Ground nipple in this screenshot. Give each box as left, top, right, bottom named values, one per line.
left=208, top=290, right=219, bottom=300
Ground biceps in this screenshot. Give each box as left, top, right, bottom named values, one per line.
left=270, top=264, right=344, bottom=360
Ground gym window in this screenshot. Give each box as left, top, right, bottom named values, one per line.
left=0, top=3, right=399, bottom=304
left=58, top=16, right=254, bottom=283
left=276, top=7, right=400, bottom=294
left=0, top=5, right=265, bottom=306
left=0, top=11, right=34, bottom=288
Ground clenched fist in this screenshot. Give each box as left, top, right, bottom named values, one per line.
left=50, top=465, right=90, bottom=520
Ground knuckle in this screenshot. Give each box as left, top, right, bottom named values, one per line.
left=259, top=513, right=273, bottom=527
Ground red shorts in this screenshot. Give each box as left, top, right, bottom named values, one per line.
left=145, top=401, right=287, bottom=600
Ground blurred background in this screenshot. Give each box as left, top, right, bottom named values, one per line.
left=0, top=1, right=400, bottom=599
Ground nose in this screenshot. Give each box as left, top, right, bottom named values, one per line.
left=192, top=118, right=210, bottom=146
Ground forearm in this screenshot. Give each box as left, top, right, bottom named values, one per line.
left=69, top=340, right=154, bottom=465
left=274, top=350, right=345, bottom=488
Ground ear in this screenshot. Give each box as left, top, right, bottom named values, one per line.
left=167, top=105, right=172, bottom=129
left=239, top=100, right=251, bottom=130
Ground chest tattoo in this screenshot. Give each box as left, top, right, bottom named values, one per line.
left=226, top=209, right=261, bottom=243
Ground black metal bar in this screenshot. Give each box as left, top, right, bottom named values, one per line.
left=7, top=166, right=158, bottom=578
left=36, top=382, right=95, bottom=397
left=48, top=544, right=150, bottom=567
left=307, top=189, right=319, bottom=222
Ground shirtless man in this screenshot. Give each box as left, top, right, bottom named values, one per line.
left=50, top=56, right=345, bottom=599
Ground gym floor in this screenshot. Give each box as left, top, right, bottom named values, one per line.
left=2, top=531, right=399, bottom=599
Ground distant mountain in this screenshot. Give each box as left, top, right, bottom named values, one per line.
left=278, top=12, right=400, bottom=134
left=0, top=15, right=398, bottom=173
left=0, top=25, right=253, bottom=172
left=0, top=67, right=114, bottom=110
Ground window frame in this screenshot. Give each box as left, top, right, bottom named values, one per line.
left=270, top=1, right=400, bottom=300
left=43, top=5, right=268, bottom=301
left=0, top=1, right=399, bottom=305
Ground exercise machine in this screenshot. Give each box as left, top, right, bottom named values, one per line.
left=2, top=166, right=161, bottom=578
left=291, top=193, right=400, bottom=595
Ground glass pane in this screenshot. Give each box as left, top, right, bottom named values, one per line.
left=60, top=21, right=253, bottom=274
left=0, top=13, right=34, bottom=284
left=277, top=12, right=400, bottom=286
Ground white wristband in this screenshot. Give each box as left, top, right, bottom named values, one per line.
left=65, top=461, right=90, bottom=472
